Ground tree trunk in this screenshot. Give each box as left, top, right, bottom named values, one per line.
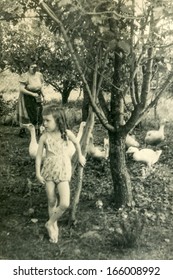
left=70, top=110, right=95, bottom=224
left=108, top=49, right=132, bottom=208
left=82, top=87, right=90, bottom=121
left=62, top=88, right=71, bottom=105
left=108, top=131, right=132, bottom=209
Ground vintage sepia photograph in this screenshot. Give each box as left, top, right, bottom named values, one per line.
left=0, top=0, right=173, bottom=266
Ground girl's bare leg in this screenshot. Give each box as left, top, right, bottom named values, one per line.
left=48, top=181, right=70, bottom=225
left=48, top=204, right=59, bottom=242
left=45, top=181, right=59, bottom=243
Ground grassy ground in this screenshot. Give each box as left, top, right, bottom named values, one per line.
left=0, top=119, right=173, bottom=260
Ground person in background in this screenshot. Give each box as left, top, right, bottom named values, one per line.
left=36, top=104, right=86, bottom=243
left=17, top=63, right=44, bottom=137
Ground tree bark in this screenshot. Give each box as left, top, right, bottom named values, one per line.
left=70, top=110, right=95, bottom=224
left=61, top=81, right=74, bottom=105
left=109, top=131, right=132, bottom=208
left=108, top=49, right=132, bottom=208
left=82, top=86, right=90, bottom=121
left=62, top=90, right=71, bottom=105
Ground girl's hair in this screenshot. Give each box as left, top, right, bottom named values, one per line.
left=42, top=104, right=69, bottom=140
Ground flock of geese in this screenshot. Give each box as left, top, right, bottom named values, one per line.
left=22, top=121, right=109, bottom=160
left=22, top=119, right=168, bottom=177
left=127, top=120, right=167, bottom=163
left=125, top=119, right=167, bottom=177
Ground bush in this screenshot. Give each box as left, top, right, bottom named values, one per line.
left=108, top=206, right=146, bottom=248
left=0, top=95, right=18, bottom=126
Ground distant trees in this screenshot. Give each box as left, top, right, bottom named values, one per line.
left=0, top=2, right=80, bottom=103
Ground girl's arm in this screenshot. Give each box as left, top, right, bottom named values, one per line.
left=35, top=134, right=46, bottom=184
left=66, top=129, right=86, bottom=167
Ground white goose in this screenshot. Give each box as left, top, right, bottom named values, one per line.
left=24, top=121, right=109, bottom=160
left=70, top=122, right=109, bottom=159
left=126, top=146, right=162, bottom=168
left=102, top=134, right=140, bottom=157
left=22, top=123, right=46, bottom=159
left=126, top=134, right=140, bottom=148
left=145, top=119, right=168, bottom=146
left=88, top=134, right=109, bottom=159
left=24, top=122, right=86, bottom=159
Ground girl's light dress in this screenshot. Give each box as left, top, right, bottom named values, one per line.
left=41, top=133, right=72, bottom=183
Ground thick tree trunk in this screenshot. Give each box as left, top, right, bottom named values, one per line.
left=108, top=49, right=132, bottom=208
left=109, top=131, right=132, bottom=209
left=62, top=88, right=71, bottom=105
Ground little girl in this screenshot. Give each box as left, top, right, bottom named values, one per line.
left=35, top=104, right=86, bottom=243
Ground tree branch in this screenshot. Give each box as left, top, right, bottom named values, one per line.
left=39, top=1, right=115, bottom=132
left=125, top=70, right=173, bottom=133
left=96, top=51, right=110, bottom=118
left=140, top=47, right=153, bottom=107
left=84, top=11, right=142, bottom=20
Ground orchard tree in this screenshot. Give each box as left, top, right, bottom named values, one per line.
left=34, top=0, right=173, bottom=209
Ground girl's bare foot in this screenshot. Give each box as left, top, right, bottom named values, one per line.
left=45, top=221, right=57, bottom=243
